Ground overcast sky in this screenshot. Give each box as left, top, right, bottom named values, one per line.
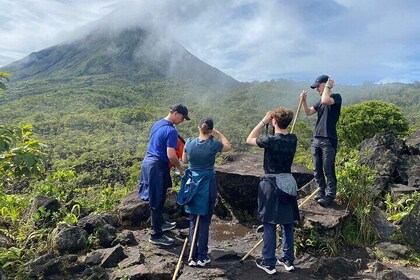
left=1, top=0, right=419, bottom=85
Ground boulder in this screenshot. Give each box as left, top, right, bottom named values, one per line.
left=111, top=229, right=138, bottom=246
left=408, top=175, right=420, bottom=188
left=373, top=261, right=411, bottom=280
left=53, top=224, right=88, bottom=254
left=77, top=212, right=119, bottom=234
left=24, top=253, right=80, bottom=278
left=405, top=129, right=420, bottom=155
left=375, top=242, right=410, bottom=259
left=117, top=190, right=150, bottom=226
left=215, top=152, right=313, bottom=222
left=84, top=244, right=127, bottom=268
left=310, top=257, right=359, bottom=280
left=371, top=207, right=397, bottom=239
left=400, top=202, right=420, bottom=251
left=299, top=199, right=351, bottom=230
left=390, top=184, right=419, bottom=197
left=29, top=196, right=60, bottom=227
left=394, top=155, right=420, bottom=185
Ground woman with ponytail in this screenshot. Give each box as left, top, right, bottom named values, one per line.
left=181, top=117, right=231, bottom=267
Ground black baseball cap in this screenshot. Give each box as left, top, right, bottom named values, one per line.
left=310, top=75, right=329, bottom=89
left=170, top=103, right=190, bottom=120
left=199, top=117, right=214, bottom=130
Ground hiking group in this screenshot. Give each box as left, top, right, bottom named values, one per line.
left=138, top=74, right=342, bottom=275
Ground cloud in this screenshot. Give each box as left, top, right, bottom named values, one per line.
left=1, top=0, right=420, bottom=84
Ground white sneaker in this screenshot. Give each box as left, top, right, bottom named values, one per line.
left=188, top=259, right=197, bottom=267
left=197, top=256, right=211, bottom=267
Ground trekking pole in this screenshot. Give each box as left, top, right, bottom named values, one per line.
left=172, top=237, right=189, bottom=280
left=240, top=179, right=316, bottom=263
left=298, top=188, right=320, bottom=208
left=188, top=215, right=200, bottom=261
left=240, top=239, right=263, bottom=263
left=290, top=98, right=303, bottom=134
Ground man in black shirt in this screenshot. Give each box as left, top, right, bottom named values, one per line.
left=300, top=75, right=342, bottom=207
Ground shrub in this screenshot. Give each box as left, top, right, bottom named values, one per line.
left=337, top=101, right=409, bottom=148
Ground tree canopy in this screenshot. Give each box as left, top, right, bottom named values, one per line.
left=337, top=100, right=409, bottom=148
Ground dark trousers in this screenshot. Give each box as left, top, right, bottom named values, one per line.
left=262, top=223, right=294, bottom=267
left=311, top=137, right=337, bottom=199
left=151, top=201, right=165, bottom=239
left=189, top=176, right=218, bottom=261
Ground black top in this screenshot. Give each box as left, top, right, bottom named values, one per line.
left=313, top=93, right=342, bottom=147
left=256, top=133, right=297, bottom=174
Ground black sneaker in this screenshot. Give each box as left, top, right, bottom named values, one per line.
left=255, top=258, right=276, bottom=275
left=197, top=256, right=211, bottom=267
left=162, top=221, right=176, bottom=232
left=148, top=234, right=174, bottom=246
left=277, top=257, right=295, bottom=272
left=256, top=224, right=264, bottom=233
left=318, top=196, right=333, bottom=207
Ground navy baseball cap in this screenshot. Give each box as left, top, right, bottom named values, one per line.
left=310, top=75, right=329, bottom=89
left=170, top=104, right=190, bottom=120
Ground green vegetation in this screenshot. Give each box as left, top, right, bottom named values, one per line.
left=0, top=71, right=419, bottom=278
left=338, top=101, right=409, bottom=148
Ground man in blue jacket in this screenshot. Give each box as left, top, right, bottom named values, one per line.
left=300, top=75, right=342, bottom=207
left=139, top=104, right=190, bottom=246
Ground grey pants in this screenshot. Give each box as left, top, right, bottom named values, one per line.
left=311, top=137, right=337, bottom=199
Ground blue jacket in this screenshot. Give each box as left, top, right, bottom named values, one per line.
left=177, top=169, right=215, bottom=215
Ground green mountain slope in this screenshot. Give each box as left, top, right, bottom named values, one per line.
left=3, top=28, right=239, bottom=89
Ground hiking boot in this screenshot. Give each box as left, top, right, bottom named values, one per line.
left=188, top=259, right=197, bottom=267
left=148, top=234, right=174, bottom=246
left=313, top=192, right=325, bottom=201
left=162, top=221, right=176, bottom=232
left=197, top=256, right=211, bottom=267
left=255, top=258, right=276, bottom=275
left=318, top=196, right=334, bottom=207
left=277, top=257, right=295, bottom=272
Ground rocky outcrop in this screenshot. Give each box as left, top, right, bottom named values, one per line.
left=215, top=152, right=313, bottom=222
left=400, top=202, right=420, bottom=251
left=310, top=257, right=359, bottom=280
left=53, top=224, right=88, bottom=254
left=28, top=196, right=60, bottom=227
left=359, top=130, right=420, bottom=198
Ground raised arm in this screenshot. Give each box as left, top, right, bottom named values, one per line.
left=246, top=112, right=272, bottom=146
left=212, top=129, right=232, bottom=152
left=321, top=78, right=336, bottom=105
left=300, top=90, right=316, bottom=116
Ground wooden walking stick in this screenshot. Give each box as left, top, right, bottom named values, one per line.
left=172, top=237, right=189, bottom=280
left=188, top=215, right=200, bottom=261
left=240, top=239, right=263, bottom=263
left=290, top=98, right=303, bottom=134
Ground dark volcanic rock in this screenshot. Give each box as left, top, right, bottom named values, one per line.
left=406, top=130, right=420, bottom=155
left=215, top=152, right=313, bottom=222
left=310, top=257, right=359, bottom=279
left=117, top=190, right=150, bottom=226
left=53, top=224, right=88, bottom=254
left=400, top=202, right=420, bottom=251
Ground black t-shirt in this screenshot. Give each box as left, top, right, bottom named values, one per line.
left=313, top=93, right=342, bottom=147
left=256, top=133, right=297, bottom=174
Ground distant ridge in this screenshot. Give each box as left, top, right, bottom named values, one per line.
left=3, top=28, right=239, bottom=89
